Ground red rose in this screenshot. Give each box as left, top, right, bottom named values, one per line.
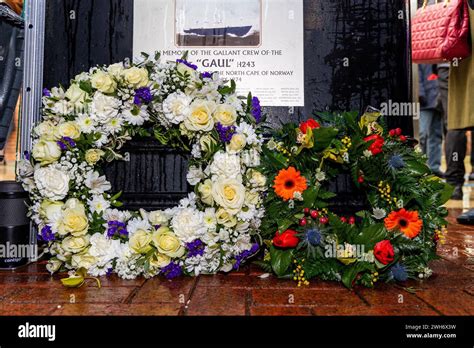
left=273, top=229, right=299, bottom=248
left=364, top=134, right=384, bottom=155
left=373, top=240, right=395, bottom=265
left=299, top=119, right=320, bottom=134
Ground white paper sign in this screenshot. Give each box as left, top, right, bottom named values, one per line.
left=134, top=0, right=304, bottom=106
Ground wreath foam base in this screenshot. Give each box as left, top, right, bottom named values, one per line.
left=18, top=53, right=266, bottom=283
left=257, top=110, right=451, bottom=288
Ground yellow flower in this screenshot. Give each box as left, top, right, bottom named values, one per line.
left=71, top=250, right=97, bottom=269
left=198, top=179, right=214, bottom=205
left=56, top=121, right=81, bottom=140
left=31, top=139, right=62, bottom=165
left=91, top=70, right=117, bottom=93
left=39, top=199, right=64, bottom=222
left=65, top=83, right=87, bottom=106
left=129, top=229, right=152, bottom=254
left=227, top=133, right=247, bottom=153
left=184, top=99, right=215, bottom=131
left=213, top=104, right=237, bottom=126
left=123, top=67, right=149, bottom=88
left=216, top=208, right=237, bottom=228
left=149, top=252, right=171, bottom=269
left=57, top=200, right=89, bottom=236
left=85, top=149, right=105, bottom=165
left=61, top=235, right=90, bottom=253
left=152, top=227, right=185, bottom=258
left=212, top=178, right=246, bottom=215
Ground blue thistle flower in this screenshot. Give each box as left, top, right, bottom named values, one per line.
left=305, top=228, right=322, bottom=246
left=390, top=262, right=408, bottom=282
left=388, top=154, right=405, bottom=170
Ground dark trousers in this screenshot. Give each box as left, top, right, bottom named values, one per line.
left=438, top=67, right=467, bottom=186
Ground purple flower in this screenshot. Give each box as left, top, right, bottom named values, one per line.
left=56, top=137, right=76, bottom=151
left=42, top=88, right=51, bottom=97
left=216, top=122, right=236, bottom=143
left=23, top=151, right=30, bottom=160
left=133, top=87, right=153, bottom=105
left=186, top=239, right=205, bottom=258
left=176, top=59, right=198, bottom=70
left=251, top=96, right=262, bottom=123
left=107, top=220, right=128, bottom=238
left=161, top=261, right=183, bottom=279
left=201, top=71, right=213, bottom=79
left=233, top=243, right=259, bottom=270
left=39, top=225, right=55, bottom=242
left=106, top=268, right=113, bottom=277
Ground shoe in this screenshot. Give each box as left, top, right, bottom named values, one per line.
left=469, top=173, right=474, bottom=181
left=457, top=209, right=474, bottom=225
left=451, top=185, right=463, bottom=200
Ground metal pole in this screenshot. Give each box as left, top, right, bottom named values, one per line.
left=19, top=0, right=46, bottom=260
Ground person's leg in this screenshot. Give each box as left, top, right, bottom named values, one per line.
left=470, top=131, right=474, bottom=180
left=445, top=129, right=467, bottom=199
left=419, top=110, right=430, bottom=156
left=427, top=109, right=443, bottom=174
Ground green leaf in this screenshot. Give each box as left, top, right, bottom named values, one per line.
left=352, top=223, right=387, bottom=248
left=341, top=262, right=370, bottom=288
left=269, top=246, right=293, bottom=277
left=61, top=275, right=85, bottom=288
left=311, top=127, right=339, bottom=152
left=438, top=182, right=454, bottom=205
left=405, top=160, right=430, bottom=176
left=79, top=80, right=92, bottom=94
left=302, top=186, right=318, bottom=207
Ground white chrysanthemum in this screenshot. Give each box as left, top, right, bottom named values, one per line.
left=209, top=151, right=242, bottom=181
left=94, top=133, right=109, bottom=148
left=127, top=217, right=151, bottom=235
left=34, top=166, right=70, bottom=200
left=77, top=113, right=96, bottom=134
left=88, top=195, right=111, bottom=214
left=171, top=207, right=206, bottom=243
left=225, top=94, right=244, bottom=112
left=162, top=91, right=192, bottom=124
left=104, top=117, right=123, bottom=134
left=236, top=122, right=260, bottom=145
left=88, top=233, right=123, bottom=266
left=203, top=208, right=217, bottom=231
left=103, top=208, right=131, bottom=222
left=372, top=208, right=386, bottom=220
left=122, top=105, right=149, bottom=126
left=90, top=92, right=120, bottom=123
left=85, top=171, right=111, bottom=194
left=186, top=166, right=204, bottom=185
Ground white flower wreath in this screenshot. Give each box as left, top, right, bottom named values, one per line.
left=18, top=53, right=266, bottom=279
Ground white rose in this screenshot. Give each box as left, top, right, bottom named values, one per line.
left=248, top=169, right=267, bottom=187
left=71, top=251, right=97, bottom=269
left=177, top=62, right=198, bottom=78
left=57, top=200, right=89, bottom=236
left=212, top=178, right=246, bottom=215
left=162, top=91, right=192, bottom=124
left=245, top=190, right=261, bottom=206
left=227, top=133, right=247, bottom=153
left=107, top=63, right=124, bottom=78
left=31, top=139, right=61, bottom=165
left=34, top=121, right=57, bottom=140
left=216, top=207, right=237, bottom=227
left=56, top=121, right=81, bottom=140
left=123, top=67, right=149, bottom=88
left=34, top=166, right=70, bottom=200
left=148, top=210, right=169, bottom=226
left=65, top=84, right=88, bottom=106
left=91, top=70, right=117, bottom=93
left=213, top=104, right=237, bottom=126
left=210, top=151, right=242, bottom=180
left=62, top=235, right=90, bottom=254
left=46, top=258, right=62, bottom=273
left=90, top=92, right=120, bottom=123
left=184, top=99, right=215, bottom=132
left=198, top=179, right=214, bottom=205
left=40, top=200, right=64, bottom=223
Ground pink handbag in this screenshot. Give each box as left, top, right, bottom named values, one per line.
left=412, top=0, right=471, bottom=64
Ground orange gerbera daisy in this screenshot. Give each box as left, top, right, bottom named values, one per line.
left=273, top=166, right=307, bottom=201
left=384, top=208, right=423, bottom=238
